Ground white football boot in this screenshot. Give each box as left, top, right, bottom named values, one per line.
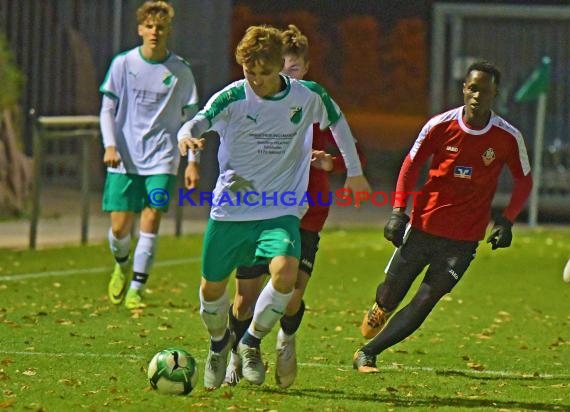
left=275, top=329, right=297, bottom=388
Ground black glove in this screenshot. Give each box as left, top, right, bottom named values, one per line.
left=384, top=210, right=410, bottom=247
left=486, top=215, right=513, bottom=250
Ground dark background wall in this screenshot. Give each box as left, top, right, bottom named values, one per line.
left=0, top=0, right=231, bottom=188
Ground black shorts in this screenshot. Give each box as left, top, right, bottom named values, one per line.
left=236, top=229, right=320, bottom=279
left=386, top=228, right=478, bottom=294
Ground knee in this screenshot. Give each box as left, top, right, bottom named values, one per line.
left=200, top=281, right=226, bottom=302
left=110, top=212, right=134, bottom=238
left=140, top=208, right=161, bottom=233
left=413, top=283, right=445, bottom=309
left=376, top=279, right=399, bottom=312
left=272, top=273, right=296, bottom=293
left=111, top=222, right=131, bottom=238
left=269, top=256, right=298, bottom=292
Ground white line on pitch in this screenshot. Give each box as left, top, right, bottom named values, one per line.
left=0, top=350, right=567, bottom=380
left=299, top=362, right=570, bottom=380
left=0, top=350, right=144, bottom=359
left=0, top=241, right=379, bottom=282
left=0, top=257, right=201, bottom=282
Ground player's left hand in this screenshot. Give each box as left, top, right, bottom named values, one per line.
left=343, top=175, right=371, bottom=207
left=486, top=215, right=513, bottom=250
left=311, top=150, right=333, bottom=171
left=185, top=161, right=200, bottom=189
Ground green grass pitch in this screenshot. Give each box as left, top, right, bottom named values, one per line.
left=0, top=227, right=569, bottom=411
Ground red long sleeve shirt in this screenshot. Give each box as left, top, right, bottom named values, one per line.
left=301, top=124, right=366, bottom=232
left=394, top=107, right=532, bottom=241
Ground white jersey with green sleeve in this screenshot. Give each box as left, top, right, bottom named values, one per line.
left=100, top=47, right=198, bottom=175
left=178, top=75, right=362, bottom=221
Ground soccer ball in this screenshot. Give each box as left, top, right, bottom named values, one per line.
left=147, top=348, right=198, bottom=395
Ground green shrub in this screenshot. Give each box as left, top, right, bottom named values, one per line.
left=0, top=34, right=24, bottom=111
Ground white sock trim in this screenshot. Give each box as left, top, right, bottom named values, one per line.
left=200, top=288, right=229, bottom=341
left=133, top=231, right=158, bottom=275
left=108, top=228, right=131, bottom=261
left=249, top=282, right=293, bottom=339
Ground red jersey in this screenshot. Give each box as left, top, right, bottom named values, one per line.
left=394, top=107, right=532, bottom=241
left=301, top=124, right=366, bottom=232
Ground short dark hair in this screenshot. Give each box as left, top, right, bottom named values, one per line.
left=465, top=61, right=501, bottom=87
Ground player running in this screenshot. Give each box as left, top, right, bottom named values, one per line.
left=223, top=24, right=366, bottom=389
left=354, top=61, right=533, bottom=372
left=177, top=25, right=370, bottom=390
left=99, top=1, right=199, bottom=309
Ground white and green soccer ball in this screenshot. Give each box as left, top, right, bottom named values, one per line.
left=148, top=348, right=198, bottom=395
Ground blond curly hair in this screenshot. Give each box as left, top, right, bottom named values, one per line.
left=235, top=25, right=284, bottom=69
left=136, top=1, right=174, bottom=25
left=282, top=24, right=309, bottom=61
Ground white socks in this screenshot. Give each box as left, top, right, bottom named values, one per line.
left=278, top=327, right=294, bottom=343
left=131, top=232, right=157, bottom=290
left=200, top=289, right=230, bottom=340
left=249, top=281, right=293, bottom=340
left=108, top=228, right=130, bottom=271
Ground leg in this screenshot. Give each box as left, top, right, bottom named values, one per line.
left=107, top=211, right=135, bottom=304
left=280, top=269, right=308, bottom=329
left=355, top=235, right=477, bottom=373
left=224, top=265, right=267, bottom=386
left=252, top=255, right=298, bottom=337
left=355, top=229, right=431, bottom=372
left=361, top=229, right=429, bottom=339
left=355, top=280, right=442, bottom=374
left=233, top=269, right=268, bottom=322
left=231, top=267, right=267, bottom=345
left=200, top=218, right=255, bottom=390
left=125, top=207, right=161, bottom=309
left=201, top=277, right=234, bottom=390
left=276, top=228, right=318, bottom=388
left=124, top=173, right=175, bottom=309
left=238, top=215, right=302, bottom=385
left=364, top=281, right=447, bottom=353
left=274, top=269, right=307, bottom=388
left=238, top=255, right=298, bottom=385
left=102, top=172, right=140, bottom=305
left=200, top=277, right=231, bottom=337
left=110, top=211, right=135, bottom=239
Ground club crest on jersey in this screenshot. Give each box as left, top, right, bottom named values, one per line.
left=289, top=106, right=302, bottom=124
left=162, top=72, right=174, bottom=87
left=453, top=166, right=472, bottom=179
left=482, top=147, right=496, bottom=166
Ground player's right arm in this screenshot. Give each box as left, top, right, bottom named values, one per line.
left=100, top=94, right=121, bottom=168
left=177, top=115, right=208, bottom=156
left=393, top=121, right=435, bottom=210
left=177, top=83, right=238, bottom=156
left=384, top=121, right=434, bottom=247
left=99, top=54, right=126, bottom=168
